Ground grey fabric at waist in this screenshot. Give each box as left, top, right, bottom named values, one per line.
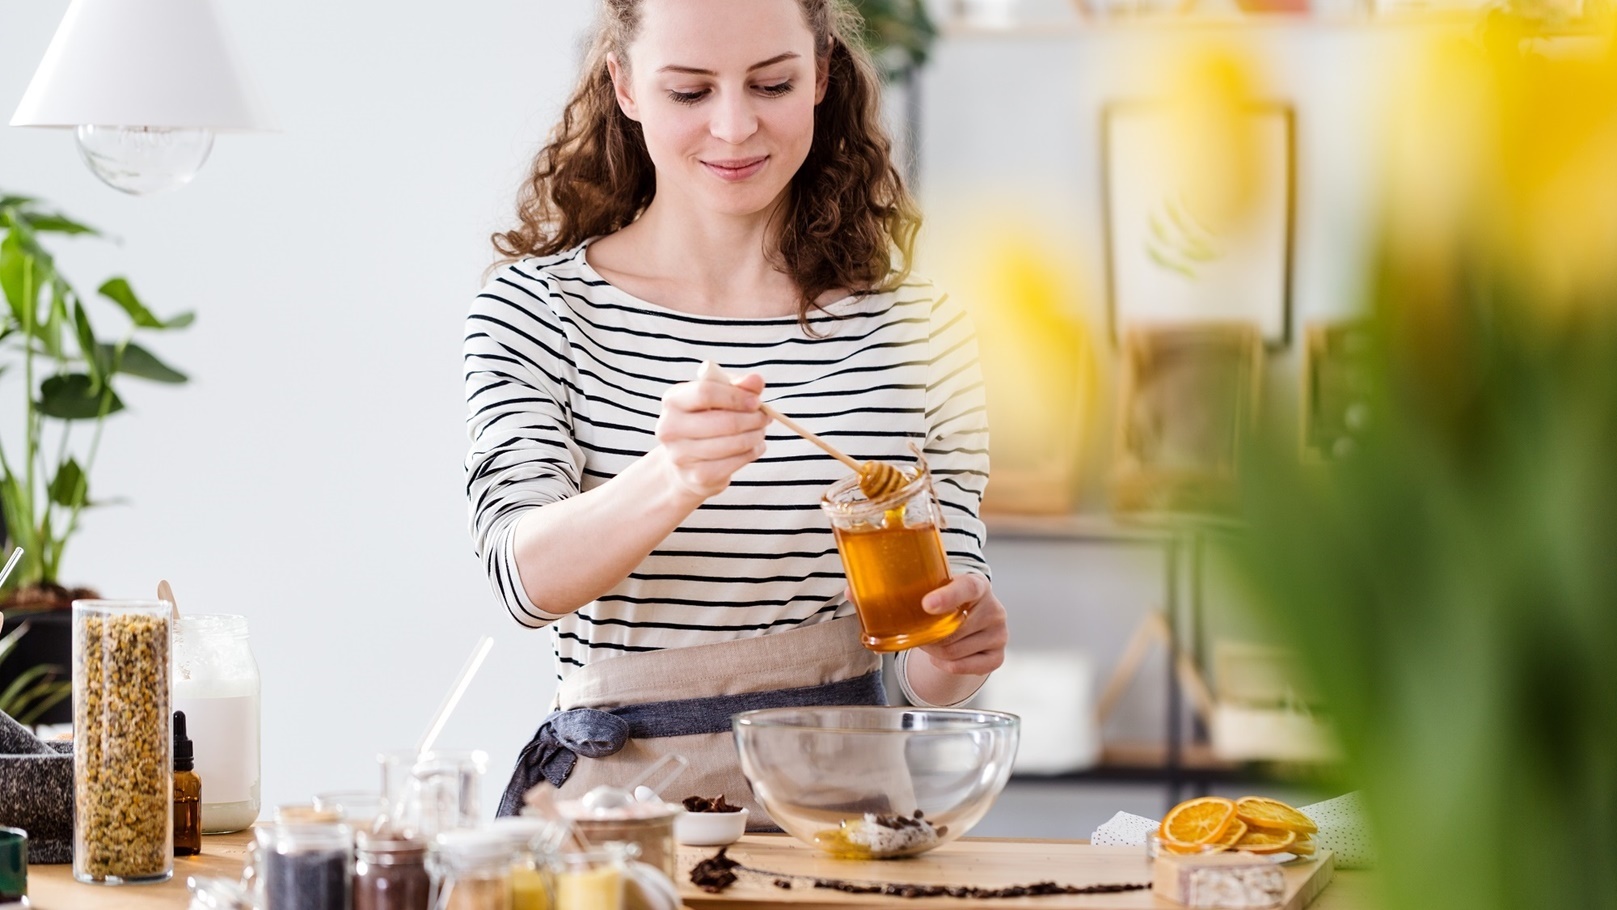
left=496, top=669, right=885, bottom=816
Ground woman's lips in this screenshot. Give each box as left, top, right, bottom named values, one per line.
left=703, top=156, right=767, bottom=181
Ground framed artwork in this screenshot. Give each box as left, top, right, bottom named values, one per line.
left=1112, top=323, right=1263, bottom=515
left=1301, top=320, right=1376, bottom=462
left=1102, top=102, right=1296, bottom=349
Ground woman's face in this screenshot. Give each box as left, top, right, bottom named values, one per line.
left=609, top=0, right=826, bottom=219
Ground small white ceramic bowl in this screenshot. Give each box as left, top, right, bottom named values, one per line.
left=674, top=807, right=748, bottom=846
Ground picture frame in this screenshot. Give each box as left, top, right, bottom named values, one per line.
left=1301, top=320, right=1376, bottom=462
left=1112, top=323, right=1263, bottom=514
left=1102, top=102, right=1297, bottom=350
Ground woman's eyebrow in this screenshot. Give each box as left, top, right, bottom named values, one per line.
left=657, top=52, right=800, bottom=76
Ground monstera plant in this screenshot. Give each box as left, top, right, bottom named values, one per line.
left=1, top=192, right=193, bottom=723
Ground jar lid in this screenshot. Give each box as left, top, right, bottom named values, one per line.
left=559, top=791, right=682, bottom=822
left=276, top=804, right=341, bottom=824
left=434, top=829, right=515, bottom=864
left=187, top=875, right=254, bottom=910
left=356, top=829, right=427, bottom=863
left=490, top=815, right=568, bottom=848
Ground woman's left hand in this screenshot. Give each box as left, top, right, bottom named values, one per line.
left=916, top=573, right=1007, bottom=676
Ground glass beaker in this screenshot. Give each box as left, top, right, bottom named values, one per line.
left=820, top=466, right=965, bottom=652
left=378, top=750, right=488, bottom=840
left=72, top=599, right=173, bottom=884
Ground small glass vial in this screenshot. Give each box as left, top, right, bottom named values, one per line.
left=251, top=820, right=352, bottom=910
left=173, top=711, right=202, bottom=857
left=73, top=599, right=173, bottom=885
left=557, top=792, right=680, bottom=881
left=430, top=830, right=512, bottom=910
left=173, top=614, right=262, bottom=834
left=821, top=465, right=962, bottom=652
left=354, top=830, right=430, bottom=910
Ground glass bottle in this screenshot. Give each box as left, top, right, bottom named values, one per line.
left=173, top=613, right=262, bottom=833
left=73, top=599, right=173, bottom=885
left=430, top=830, right=512, bottom=910
left=354, top=830, right=430, bottom=910
left=490, top=817, right=565, bottom=910
left=173, top=710, right=202, bottom=856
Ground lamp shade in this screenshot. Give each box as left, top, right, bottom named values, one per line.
left=10, top=0, right=267, bottom=130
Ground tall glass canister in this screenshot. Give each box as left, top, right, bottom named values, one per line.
left=72, top=599, right=173, bottom=884
left=173, top=613, right=262, bottom=832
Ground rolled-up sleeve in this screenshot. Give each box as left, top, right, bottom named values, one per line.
left=464, top=276, right=584, bottom=628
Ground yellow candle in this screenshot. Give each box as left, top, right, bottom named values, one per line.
left=554, top=866, right=622, bottom=910
left=511, top=865, right=549, bottom=910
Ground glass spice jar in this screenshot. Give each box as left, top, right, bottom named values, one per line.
left=250, top=820, right=352, bottom=910
left=354, top=830, right=430, bottom=910
left=430, top=830, right=512, bottom=910
left=72, top=599, right=173, bottom=885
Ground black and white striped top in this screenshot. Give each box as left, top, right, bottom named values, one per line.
left=464, top=242, right=990, bottom=680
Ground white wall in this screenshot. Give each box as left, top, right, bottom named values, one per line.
left=1, top=0, right=594, bottom=817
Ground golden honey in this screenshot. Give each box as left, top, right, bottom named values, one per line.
left=833, top=511, right=961, bottom=652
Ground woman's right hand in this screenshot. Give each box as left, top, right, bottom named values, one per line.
left=654, top=369, right=769, bottom=499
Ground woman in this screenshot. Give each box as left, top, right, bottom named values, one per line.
left=465, top=0, right=1008, bottom=821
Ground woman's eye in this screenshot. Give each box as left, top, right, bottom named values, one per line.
left=756, top=81, right=793, bottom=97
left=667, top=89, right=708, bottom=105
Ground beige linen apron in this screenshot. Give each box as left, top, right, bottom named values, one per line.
left=509, top=615, right=880, bottom=830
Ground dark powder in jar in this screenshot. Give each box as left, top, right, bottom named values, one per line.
left=263, top=848, right=350, bottom=910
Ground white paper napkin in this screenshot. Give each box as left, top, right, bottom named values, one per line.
left=1088, top=792, right=1375, bottom=869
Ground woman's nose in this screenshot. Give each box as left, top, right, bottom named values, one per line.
left=709, top=93, right=759, bottom=145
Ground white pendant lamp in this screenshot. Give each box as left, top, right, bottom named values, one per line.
left=10, top=0, right=269, bottom=195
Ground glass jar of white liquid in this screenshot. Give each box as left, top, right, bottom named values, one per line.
left=173, top=614, right=262, bottom=832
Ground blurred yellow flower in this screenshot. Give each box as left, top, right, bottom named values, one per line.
left=1382, top=33, right=1617, bottom=326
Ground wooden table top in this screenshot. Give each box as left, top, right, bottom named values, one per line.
left=23, top=832, right=1377, bottom=910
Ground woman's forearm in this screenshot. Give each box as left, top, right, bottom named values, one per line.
left=510, top=446, right=704, bottom=615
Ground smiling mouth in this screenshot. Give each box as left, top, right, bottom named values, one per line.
left=703, top=157, right=768, bottom=181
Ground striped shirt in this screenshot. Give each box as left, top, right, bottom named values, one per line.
left=464, top=241, right=990, bottom=681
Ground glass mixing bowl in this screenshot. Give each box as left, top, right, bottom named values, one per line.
left=733, top=706, right=1019, bottom=859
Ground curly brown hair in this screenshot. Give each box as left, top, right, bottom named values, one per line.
left=491, top=0, right=920, bottom=323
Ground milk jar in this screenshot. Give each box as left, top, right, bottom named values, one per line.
left=173, top=614, right=262, bottom=833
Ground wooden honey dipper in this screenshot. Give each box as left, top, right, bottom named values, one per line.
left=696, top=361, right=908, bottom=500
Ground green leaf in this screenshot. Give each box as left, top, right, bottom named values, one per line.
left=72, top=299, right=103, bottom=393
left=14, top=678, right=71, bottom=725
left=0, top=195, right=41, bottom=209
left=0, top=230, right=35, bottom=327
left=0, top=662, right=57, bottom=708
left=22, top=212, right=99, bottom=236
left=37, top=373, right=124, bottom=420
left=40, top=279, right=68, bottom=359
left=0, top=622, right=29, bottom=663
left=101, top=341, right=187, bottom=383
left=48, top=458, right=88, bottom=508
left=97, top=278, right=194, bottom=329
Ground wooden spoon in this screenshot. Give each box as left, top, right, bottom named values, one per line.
left=158, top=579, right=180, bottom=618
left=695, top=362, right=907, bottom=500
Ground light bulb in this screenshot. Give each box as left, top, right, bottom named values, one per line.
left=74, top=125, right=215, bottom=195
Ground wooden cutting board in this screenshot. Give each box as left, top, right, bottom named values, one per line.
left=676, top=836, right=1334, bottom=910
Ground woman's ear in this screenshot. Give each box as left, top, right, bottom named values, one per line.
left=607, top=51, right=641, bottom=121
left=813, top=43, right=831, bottom=105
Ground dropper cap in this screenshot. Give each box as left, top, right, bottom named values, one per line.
left=174, top=710, right=195, bottom=772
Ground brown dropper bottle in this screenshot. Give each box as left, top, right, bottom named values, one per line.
left=173, top=710, right=201, bottom=856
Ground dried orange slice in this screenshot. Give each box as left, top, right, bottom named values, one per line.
left=1289, top=837, right=1317, bottom=857
left=1160, top=796, right=1237, bottom=846
left=1210, top=819, right=1248, bottom=849
left=1233, top=826, right=1298, bottom=854
left=1235, top=796, right=1318, bottom=834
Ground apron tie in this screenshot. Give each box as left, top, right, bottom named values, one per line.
left=521, top=708, right=634, bottom=790
left=497, top=668, right=885, bottom=816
